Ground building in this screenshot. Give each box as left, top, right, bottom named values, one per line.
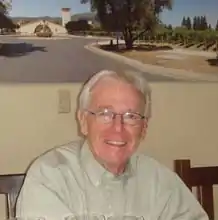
left=61, top=8, right=71, bottom=27
left=16, top=8, right=71, bottom=35
left=17, top=20, right=67, bottom=35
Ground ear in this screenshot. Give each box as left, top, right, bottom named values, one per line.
left=77, top=110, right=88, bottom=136
left=141, top=118, right=148, bottom=140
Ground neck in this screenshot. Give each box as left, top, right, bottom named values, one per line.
left=88, top=144, right=127, bottom=175
left=102, top=161, right=126, bottom=175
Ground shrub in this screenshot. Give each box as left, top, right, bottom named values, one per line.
left=36, top=32, right=52, bottom=38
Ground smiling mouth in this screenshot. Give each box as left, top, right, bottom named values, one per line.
left=105, top=140, right=127, bottom=147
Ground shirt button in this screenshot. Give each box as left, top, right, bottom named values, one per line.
left=106, top=190, right=111, bottom=198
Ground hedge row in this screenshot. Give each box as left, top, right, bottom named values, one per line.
left=36, top=32, right=52, bottom=38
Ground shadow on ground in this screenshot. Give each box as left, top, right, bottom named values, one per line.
left=0, top=42, right=47, bottom=57
left=207, top=58, right=218, bottom=66
left=100, top=44, right=173, bottom=53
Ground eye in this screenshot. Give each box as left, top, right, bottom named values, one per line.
left=125, top=112, right=141, bottom=120
left=97, top=111, right=106, bottom=116
left=97, top=110, right=113, bottom=119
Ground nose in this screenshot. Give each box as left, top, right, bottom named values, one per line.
left=112, top=114, right=124, bottom=132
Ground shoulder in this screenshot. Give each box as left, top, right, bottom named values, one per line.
left=25, top=139, right=84, bottom=178
left=134, top=153, right=184, bottom=191
left=134, top=154, right=209, bottom=219
left=133, top=153, right=197, bottom=209
left=135, top=152, right=175, bottom=176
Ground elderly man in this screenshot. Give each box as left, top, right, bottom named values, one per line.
left=16, top=70, right=208, bottom=220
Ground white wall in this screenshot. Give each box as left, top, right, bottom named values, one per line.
left=61, top=10, right=71, bottom=27
left=19, top=21, right=67, bottom=34
left=48, top=22, right=67, bottom=34
left=0, top=82, right=217, bottom=218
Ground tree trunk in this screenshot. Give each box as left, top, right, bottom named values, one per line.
left=125, top=39, right=133, bottom=49
left=122, top=27, right=134, bottom=50
left=116, top=35, right=119, bottom=50
left=123, top=33, right=134, bottom=50
left=216, top=40, right=218, bottom=59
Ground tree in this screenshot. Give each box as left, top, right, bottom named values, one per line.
left=197, top=16, right=202, bottom=30
left=215, top=20, right=218, bottom=31
left=193, top=16, right=196, bottom=30
left=0, top=1, right=7, bottom=14
left=0, top=0, right=16, bottom=30
left=200, top=16, right=208, bottom=30
left=186, top=17, right=192, bottom=30
left=34, top=23, right=52, bottom=34
left=0, top=0, right=12, bottom=14
left=181, top=16, right=191, bottom=30
left=168, top=24, right=172, bottom=30
left=65, top=20, right=91, bottom=33
left=80, top=0, right=172, bottom=49
left=181, top=16, right=186, bottom=28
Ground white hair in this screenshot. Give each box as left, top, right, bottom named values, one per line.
left=78, top=69, right=152, bottom=118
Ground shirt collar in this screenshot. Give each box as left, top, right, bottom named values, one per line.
left=80, top=140, right=135, bottom=187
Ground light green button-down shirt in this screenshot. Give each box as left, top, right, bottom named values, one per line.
left=16, top=139, right=209, bottom=220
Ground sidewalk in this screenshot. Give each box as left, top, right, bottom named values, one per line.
left=86, top=40, right=218, bottom=82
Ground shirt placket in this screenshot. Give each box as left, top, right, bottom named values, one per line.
left=103, top=179, right=126, bottom=219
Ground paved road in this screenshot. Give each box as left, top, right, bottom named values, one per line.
left=0, top=36, right=186, bottom=83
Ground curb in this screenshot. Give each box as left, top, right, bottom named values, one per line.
left=0, top=34, right=113, bottom=41
left=85, top=41, right=218, bottom=82
left=68, top=35, right=113, bottom=40
left=15, top=36, right=72, bottom=40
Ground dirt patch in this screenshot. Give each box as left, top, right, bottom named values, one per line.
left=100, top=44, right=218, bottom=74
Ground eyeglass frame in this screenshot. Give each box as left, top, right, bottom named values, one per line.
left=85, top=108, right=146, bottom=126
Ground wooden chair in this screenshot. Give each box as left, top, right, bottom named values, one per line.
left=174, top=159, right=218, bottom=220
left=0, top=173, right=25, bottom=218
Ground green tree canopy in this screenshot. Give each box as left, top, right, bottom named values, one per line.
left=80, top=0, right=172, bottom=49
left=0, top=0, right=17, bottom=29
left=215, top=20, right=218, bottom=31
left=186, top=17, right=192, bottom=30
left=0, top=0, right=7, bottom=14
left=0, top=13, right=16, bottom=29
left=181, top=16, right=186, bottom=27
left=65, top=20, right=91, bottom=32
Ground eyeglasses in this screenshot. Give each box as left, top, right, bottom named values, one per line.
left=86, top=109, right=145, bottom=126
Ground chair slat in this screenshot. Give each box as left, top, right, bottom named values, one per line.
left=174, top=159, right=218, bottom=220
left=0, top=174, right=25, bottom=218
left=197, top=185, right=214, bottom=220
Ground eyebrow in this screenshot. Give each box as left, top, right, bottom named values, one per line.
left=96, top=105, right=114, bottom=110
left=96, top=106, right=142, bottom=114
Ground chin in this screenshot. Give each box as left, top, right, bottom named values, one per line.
left=103, top=151, right=131, bottom=165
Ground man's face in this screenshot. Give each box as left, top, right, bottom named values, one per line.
left=78, top=77, right=148, bottom=171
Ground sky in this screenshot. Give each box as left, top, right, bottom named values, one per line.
left=9, top=0, right=218, bottom=27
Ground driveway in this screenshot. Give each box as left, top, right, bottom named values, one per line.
left=0, top=36, right=185, bottom=83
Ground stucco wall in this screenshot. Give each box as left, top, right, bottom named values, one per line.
left=0, top=82, right=217, bottom=219
left=18, top=21, right=67, bottom=34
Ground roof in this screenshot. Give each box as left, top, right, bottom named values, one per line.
left=62, top=8, right=70, bottom=12
left=19, top=19, right=64, bottom=28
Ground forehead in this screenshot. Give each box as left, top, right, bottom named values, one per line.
left=89, top=77, right=144, bottom=110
